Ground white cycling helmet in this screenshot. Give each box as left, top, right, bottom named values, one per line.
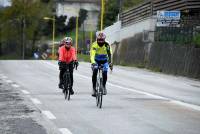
left=63, top=37, right=72, bottom=45
left=96, top=32, right=106, bottom=44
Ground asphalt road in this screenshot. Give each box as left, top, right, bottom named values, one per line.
left=0, top=60, right=200, bottom=134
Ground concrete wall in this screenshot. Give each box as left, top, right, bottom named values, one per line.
left=148, top=43, right=200, bottom=78
left=103, top=21, right=121, bottom=44
left=103, top=17, right=156, bottom=45
left=103, top=16, right=200, bottom=79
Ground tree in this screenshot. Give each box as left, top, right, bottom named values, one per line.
left=78, top=9, right=88, bottom=27
left=56, top=15, right=68, bottom=35
left=97, top=0, right=145, bottom=29
left=0, top=0, right=52, bottom=58
left=122, top=0, right=145, bottom=11
left=98, top=0, right=119, bottom=29
left=66, top=17, right=76, bottom=31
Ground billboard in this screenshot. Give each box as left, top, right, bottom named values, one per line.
left=157, top=11, right=181, bottom=27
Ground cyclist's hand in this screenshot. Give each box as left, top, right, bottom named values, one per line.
left=109, top=63, right=113, bottom=70
left=91, top=63, right=97, bottom=70
left=74, top=60, right=79, bottom=70
left=58, top=61, right=61, bottom=66
left=58, top=61, right=65, bottom=70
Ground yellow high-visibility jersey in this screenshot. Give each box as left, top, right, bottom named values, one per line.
left=90, top=41, right=112, bottom=64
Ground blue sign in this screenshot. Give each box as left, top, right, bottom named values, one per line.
left=157, top=11, right=180, bottom=20
left=157, top=11, right=181, bottom=27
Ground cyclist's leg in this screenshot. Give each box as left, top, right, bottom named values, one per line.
left=92, top=65, right=98, bottom=97
left=59, top=69, right=65, bottom=89
left=69, top=63, right=74, bottom=95
left=102, top=62, right=109, bottom=95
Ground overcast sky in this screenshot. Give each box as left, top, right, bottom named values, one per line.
left=0, top=0, right=11, bottom=7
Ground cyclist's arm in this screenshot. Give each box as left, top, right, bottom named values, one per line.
left=59, top=47, right=65, bottom=62
left=90, top=43, right=96, bottom=64
left=72, top=47, right=77, bottom=61
left=105, top=42, right=112, bottom=63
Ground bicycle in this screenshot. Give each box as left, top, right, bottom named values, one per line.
left=62, top=62, right=77, bottom=100
left=95, top=64, right=104, bottom=108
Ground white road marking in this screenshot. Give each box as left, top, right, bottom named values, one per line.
left=21, top=90, right=30, bottom=94
left=59, top=128, right=73, bottom=134
left=30, top=98, right=42, bottom=104
left=107, top=83, right=167, bottom=100
left=46, top=61, right=200, bottom=111
left=42, top=111, right=56, bottom=120
left=171, top=101, right=200, bottom=111
left=11, top=84, right=20, bottom=88
left=6, top=80, right=13, bottom=83
left=2, top=76, right=8, bottom=79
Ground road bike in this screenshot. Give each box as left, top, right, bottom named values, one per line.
left=93, top=63, right=113, bottom=108
left=95, top=64, right=107, bottom=108
left=62, top=62, right=77, bottom=100
left=62, top=63, right=72, bottom=100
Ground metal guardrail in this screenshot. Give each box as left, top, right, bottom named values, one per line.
left=120, top=0, right=200, bottom=27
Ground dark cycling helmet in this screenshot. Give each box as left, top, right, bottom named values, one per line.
left=97, top=32, right=106, bottom=44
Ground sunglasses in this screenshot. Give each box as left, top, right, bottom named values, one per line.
left=65, top=42, right=71, bottom=45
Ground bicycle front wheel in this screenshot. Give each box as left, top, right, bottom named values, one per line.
left=98, top=91, right=103, bottom=108
left=64, top=89, right=68, bottom=100
left=67, top=74, right=71, bottom=101
left=98, top=78, right=103, bottom=108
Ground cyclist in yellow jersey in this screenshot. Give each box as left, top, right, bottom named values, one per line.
left=90, top=32, right=113, bottom=97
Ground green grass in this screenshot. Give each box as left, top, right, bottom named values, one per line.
left=78, top=54, right=90, bottom=62
left=119, top=62, right=145, bottom=68
left=123, top=0, right=145, bottom=11
left=0, top=53, right=21, bottom=60
left=193, top=34, right=200, bottom=47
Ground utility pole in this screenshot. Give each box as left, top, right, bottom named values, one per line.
left=22, top=0, right=26, bottom=60
left=76, top=16, right=79, bottom=55
left=100, top=0, right=105, bottom=31
left=22, top=18, right=26, bottom=60
left=0, top=27, right=2, bottom=56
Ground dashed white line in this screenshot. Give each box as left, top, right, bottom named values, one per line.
left=11, top=84, right=20, bottom=88
left=30, top=98, right=42, bottom=104
left=6, top=80, right=13, bottom=83
left=1, top=76, right=8, bottom=79
left=42, top=111, right=56, bottom=120
left=21, top=90, right=30, bottom=94
left=59, top=128, right=73, bottom=134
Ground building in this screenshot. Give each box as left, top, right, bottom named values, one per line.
left=54, top=0, right=100, bottom=31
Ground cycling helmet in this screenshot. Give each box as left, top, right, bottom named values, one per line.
left=63, top=37, right=72, bottom=45
left=97, top=32, right=106, bottom=44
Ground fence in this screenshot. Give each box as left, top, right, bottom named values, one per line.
left=120, top=0, right=200, bottom=27
left=155, top=16, right=200, bottom=45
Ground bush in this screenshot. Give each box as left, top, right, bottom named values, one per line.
left=193, top=34, right=200, bottom=47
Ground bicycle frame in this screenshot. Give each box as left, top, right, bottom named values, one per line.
left=96, top=64, right=104, bottom=108
left=63, top=63, right=72, bottom=100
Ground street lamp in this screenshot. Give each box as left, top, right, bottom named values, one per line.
left=44, top=16, right=55, bottom=60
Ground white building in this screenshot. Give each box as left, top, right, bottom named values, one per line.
left=55, top=0, right=100, bottom=31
